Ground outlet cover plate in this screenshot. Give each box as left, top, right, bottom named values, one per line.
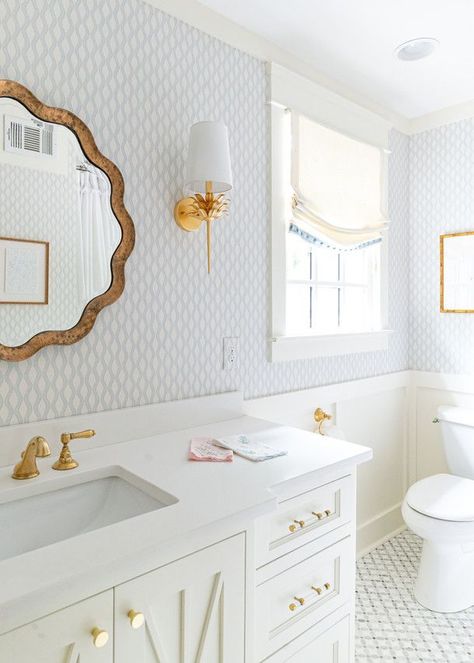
left=223, top=337, right=239, bottom=370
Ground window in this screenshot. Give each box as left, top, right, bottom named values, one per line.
left=286, top=232, right=381, bottom=336
left=270, top=64, right=392, bottom=361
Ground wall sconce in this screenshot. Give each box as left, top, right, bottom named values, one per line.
left=174, top=121, right=232, bottom=273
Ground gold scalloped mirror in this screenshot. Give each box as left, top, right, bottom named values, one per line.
left=0, top=80, right=135, bottom=361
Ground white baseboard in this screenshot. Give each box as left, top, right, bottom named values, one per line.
left=356, top=503, right=405, bottom=558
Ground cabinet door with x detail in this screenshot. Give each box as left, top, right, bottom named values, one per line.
left=114, top=534, right=246, bottom=663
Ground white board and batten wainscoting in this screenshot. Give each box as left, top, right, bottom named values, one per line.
left=244, top=369, right=473, bottom=556
left=245, top=371, right=410, bottom=556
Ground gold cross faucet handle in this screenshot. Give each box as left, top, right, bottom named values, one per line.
left=52, top=429, right=96, bottom=471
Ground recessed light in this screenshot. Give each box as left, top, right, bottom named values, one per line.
left=395, top=37, right=439, bottom=61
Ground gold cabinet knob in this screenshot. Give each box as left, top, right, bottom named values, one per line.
left=311, top=585, right=322, bottom=595
left=289, top=519, right=305, bottom=532
left=288, top=596, right=304, bottom=611
left=312, top=511, right=324, bottom=520
left=128, top=609, right=145, bottom=629
left=91, top=628, right=109, bottom=648
left=324, top=582, right=331, bottom=591
left=324, top=509, right=332, bottom=517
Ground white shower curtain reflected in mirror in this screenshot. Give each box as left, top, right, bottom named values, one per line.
left=78, top=165, right=121, bottom=302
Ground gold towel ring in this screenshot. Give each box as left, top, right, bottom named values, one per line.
left=314, top=408, right=332, bottom=435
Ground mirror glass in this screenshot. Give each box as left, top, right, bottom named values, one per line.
left=441, top=232, right=474, bottom=312
left=0, top=97, right=121, bottom=348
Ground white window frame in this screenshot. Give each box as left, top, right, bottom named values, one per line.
left=269, top=64, right=393, bottom=362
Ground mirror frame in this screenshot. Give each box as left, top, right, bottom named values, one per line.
left=440, top=230, right=474, bottom=314
left=0, top=80, right=135, bottom=361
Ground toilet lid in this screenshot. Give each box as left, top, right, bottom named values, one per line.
left=406, top=474, right=474, bottom=522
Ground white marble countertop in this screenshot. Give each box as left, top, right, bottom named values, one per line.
left=0, top=414, right=371, bottom=634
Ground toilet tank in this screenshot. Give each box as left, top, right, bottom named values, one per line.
left=438, top=405, right=474, bottom=479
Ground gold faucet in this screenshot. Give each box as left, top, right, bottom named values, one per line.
left=12, top=436, right=51, bottom=480
left=52, top=429, right=96, bottom=471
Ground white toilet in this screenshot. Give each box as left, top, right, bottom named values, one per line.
left=402, top=405, right=474, bottom=613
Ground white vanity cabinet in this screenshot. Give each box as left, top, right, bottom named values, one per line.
left=0, top=535, right=245, bottom=663
left=114, top=533, right=246, bottom=663
left=0, top=590, right=114, bottom=663
left=253, top=473, right=356, bottom=662
left=0, top=400, right=371, bottom=663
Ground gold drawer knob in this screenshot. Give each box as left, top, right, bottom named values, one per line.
left=91, top=628, right=109, bottom=648
left=128, top=609, right=145, bottom=629
left=288, top=595, right=305, bottom=611
left=312, top=511, right=324, bottom=520
left=324, top=582, right=331, bottom=591
left=311, top=585, right=322, bottom=595
left=289, top=519, right=305, bottom=532
left=324, top=509, right=332, bottom=517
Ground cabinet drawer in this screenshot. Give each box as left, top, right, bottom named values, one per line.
left=256, top=475, right=354, bottom=567
left=263, top=614, right=350, bottom=662
left=255, top=536, right=353, bottom=660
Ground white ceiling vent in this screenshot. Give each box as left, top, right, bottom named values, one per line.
left=4, top=114, right=55, bottom=157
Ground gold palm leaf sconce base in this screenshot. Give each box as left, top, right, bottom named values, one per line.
left=174, top=182, right=229, bottom=273
left=174, top=121, right=232, bottom=273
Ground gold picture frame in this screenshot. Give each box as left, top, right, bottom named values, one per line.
left=0, top=237, right=49, bottom=305
left=440, top=230, right=474, bottom=313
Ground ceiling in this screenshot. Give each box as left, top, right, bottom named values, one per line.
left=197, top=0, right=474, bottom=119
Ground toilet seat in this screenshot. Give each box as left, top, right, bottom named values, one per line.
left=406, top=473, right=474, bottom=522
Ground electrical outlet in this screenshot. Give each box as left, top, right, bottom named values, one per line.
left=223, top=337, right=239, bottom=370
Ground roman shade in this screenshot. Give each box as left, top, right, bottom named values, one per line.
left=291, top=113, right=389, bottom=248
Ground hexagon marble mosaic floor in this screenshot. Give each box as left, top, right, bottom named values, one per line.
left=355, top=530, right=474, bottom=662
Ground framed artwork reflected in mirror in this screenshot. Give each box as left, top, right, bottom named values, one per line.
left=0, top=237, right=49, bottom=305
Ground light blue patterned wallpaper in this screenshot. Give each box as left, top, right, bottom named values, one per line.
left=0, top=0, right=410, bottom=426
left=410, top=119, right=474, bottom=374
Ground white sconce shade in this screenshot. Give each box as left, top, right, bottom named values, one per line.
left=184, top=121, right=232, bottom=193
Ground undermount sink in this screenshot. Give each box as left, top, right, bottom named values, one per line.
left=0, top=467, right=178, bottom=561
